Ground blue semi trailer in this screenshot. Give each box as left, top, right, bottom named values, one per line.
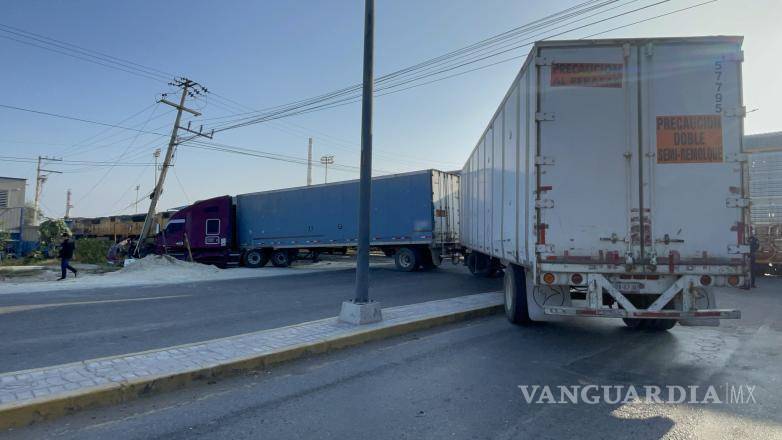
left=155, top=170, right=460, bottom=271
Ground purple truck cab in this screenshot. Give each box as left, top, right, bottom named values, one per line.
left=154, top=195, right=239, bottom=267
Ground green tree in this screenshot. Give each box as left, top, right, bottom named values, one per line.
left=39, top=219, right=71, bottom=247
left=0, top=229, right=9, bottom=251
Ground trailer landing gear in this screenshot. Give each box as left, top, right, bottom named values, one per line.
left=467, top=252, right=501, bottom=278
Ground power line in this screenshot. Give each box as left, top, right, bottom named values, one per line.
left=0, top=155, right=159, bottom=166
left=0, top=103, right=166, bottom=136
left=206, top=0, right=691, bottom=133
left=75, top=103, right=163, bottom=206
left=63, top=108, right=175, bottom=158
left=199, top=0, right=618, bottom=127
left=172, top=167, right=191, bottom=204
left=202, top=0, right=629, bottom=131
left=0, top=22, right=174, bottom=83
left=580, top=0, right=719, bottom=38
left=179, top=139, right=395, bottom=175
left=201, top=90, right=457, bottom=169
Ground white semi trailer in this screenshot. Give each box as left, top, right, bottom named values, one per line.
left=460, top=36, right=747, bottom=330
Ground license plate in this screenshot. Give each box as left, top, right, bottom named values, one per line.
left=616, top=282, right=642, bottom=293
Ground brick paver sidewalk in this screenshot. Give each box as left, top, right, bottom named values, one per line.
left=0, top=292, right=502, bottom=410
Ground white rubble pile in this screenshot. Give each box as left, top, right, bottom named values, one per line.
left=121, top=255, right=222, bottom=277
left=0, top=255, right=373, bottom=295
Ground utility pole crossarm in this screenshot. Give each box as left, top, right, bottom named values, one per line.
left=158, top=99, right=201, bottom=116
left=177, top=121, right=213, bottom=139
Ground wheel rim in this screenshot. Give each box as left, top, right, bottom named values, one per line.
left=399, top=251, right=415, bottom=268
left=247, top=252, right=261, bottom=265
left=273, top=252, right=287, bottom=265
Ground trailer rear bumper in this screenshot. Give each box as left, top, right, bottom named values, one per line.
left=543, top=306, right=740, bottom=320
left=530, top=273, right=743, bottom=325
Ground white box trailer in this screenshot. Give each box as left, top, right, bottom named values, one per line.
left=745, top=132, right=782, bottom=275
left=460, top=36, right=747, bottom=330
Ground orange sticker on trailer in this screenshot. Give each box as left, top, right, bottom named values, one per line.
left=656, top=115, right=723, bottom=164
left=550, top=63, right=623, bottom=88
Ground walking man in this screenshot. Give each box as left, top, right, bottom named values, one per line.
left=58, top=233, right=78, bottom=280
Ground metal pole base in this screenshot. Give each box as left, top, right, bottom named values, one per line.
left=339, top=300, right=382, bottom=325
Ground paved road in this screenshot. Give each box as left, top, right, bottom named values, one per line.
left=0, top=262, right=501, bottom=373
left=8, top=278, right=780, bottom=439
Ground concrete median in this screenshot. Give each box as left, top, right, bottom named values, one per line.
left=0, top=292, right=503, bottom=430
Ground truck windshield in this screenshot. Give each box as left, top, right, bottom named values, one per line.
left=166, top=222, right=184, bottom=234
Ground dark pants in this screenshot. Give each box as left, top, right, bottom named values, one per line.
left=61, top=259, right=77, bottom=278
left=750, top=257, right=757, bottom=287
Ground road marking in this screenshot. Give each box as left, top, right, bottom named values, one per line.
left=0, top=295, right=190, bottom=315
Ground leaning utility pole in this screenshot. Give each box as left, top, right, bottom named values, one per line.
left=339, top=0, right=380, bottom=324
left=135, top=78, right=211, bottom=255
left=32, top=156, right=62, bottom=225
left=64, top=189, right=73, bottom=219
left=307, top=137, right=313, bottom=186
left=153, top=148, right=161, bottom=187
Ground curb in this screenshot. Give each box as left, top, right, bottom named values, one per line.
left=0, top=301, right=502, bottom=430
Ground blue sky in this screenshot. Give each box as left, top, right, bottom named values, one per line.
left=1, top=0, right=779, bottom=218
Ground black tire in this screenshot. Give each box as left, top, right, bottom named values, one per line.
left=271, top=249, right=292, bottom=268
left=622, top=318, right=646, bottom=329
left=467, top=252, right=492, bottom=278
left=419, top=249, right=438, bottom=271
left=504, top=264, right=532, bottom=325
left=244, top=249, right=269, bottom=268
left=647, top=319, right=677, bottom=331
left=623, top=318, right=677, bottom=331
left=394, top=247, right=419, bottom=272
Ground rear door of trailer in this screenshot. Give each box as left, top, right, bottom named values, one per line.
left=536, top=43, right=634, bottom=263
left=640, top=40, right=744, bottom=267
left=536, top=39, right=745, bottom=268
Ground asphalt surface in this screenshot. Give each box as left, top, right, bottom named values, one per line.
left=7, top=278, right=780, bottom=440
left=0, top=260, right=501, bottom=373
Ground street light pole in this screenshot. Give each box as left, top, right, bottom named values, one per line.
left=320, top=155, right=334, bottom=184
left=338, top=0, right=380, bottom=324
left=354, top=0, right=374, bottom=303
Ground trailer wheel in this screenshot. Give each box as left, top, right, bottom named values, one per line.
left=647, top=319, right=677, bottom=331
left=504, top=264, right=532, bottom=325
left=623, top=318, right=677, bottom=331
left=244, top=250, right=269, bottom=268
left=622, top=318, right=646, bottom=329
left=419, top=249, right=438, bottom=271
left=271, top=249, right=292, bottom=267
left=394, top=247, right=419, bottom=272
left=467, top=252, right=492, bottom=277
